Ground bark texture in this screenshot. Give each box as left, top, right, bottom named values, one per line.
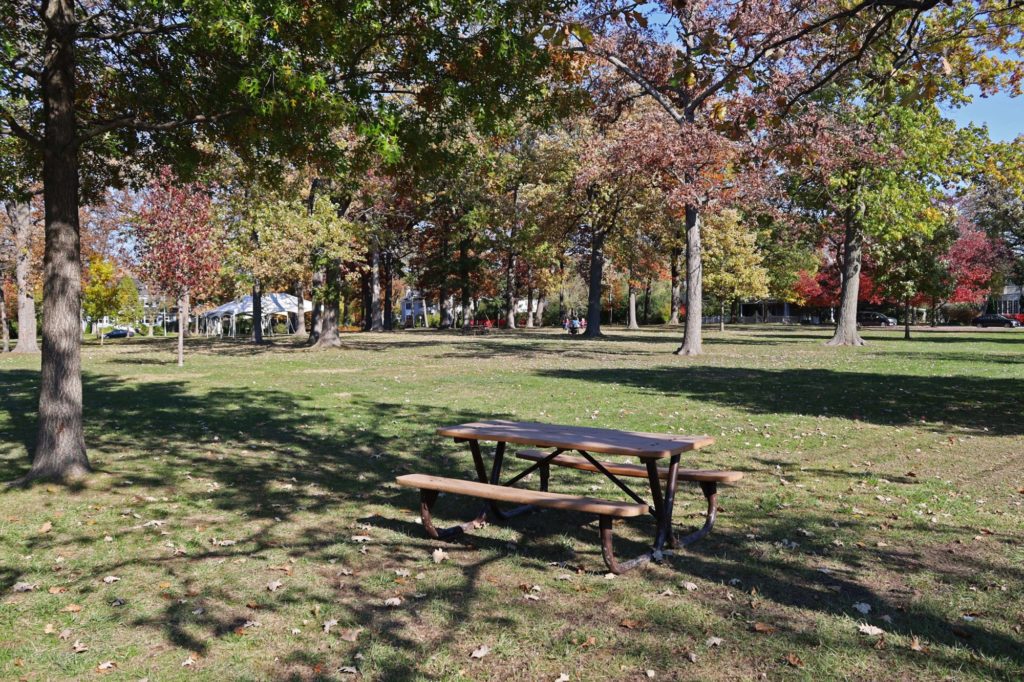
left=627, top=285, right=639, bottom=330
left=252, top=282, right=263, bottom=344
left=30, top=0, right=91, bottom=481
left=369, top=250, right=383, bottom=331
left=826, top=217, right=866, bottom=346
left=314, top=260, right=343, bottom=348
left=675, top=206, right=703, bottom=355
left=584, top=230, right=605, bottom=337
left=7, top=202, right=39, bottom=353
left=1, top=284, right=9, bottom=352
left=177, top=293, right=188, bottom=366
left=293, top=280, right=306, bottom=335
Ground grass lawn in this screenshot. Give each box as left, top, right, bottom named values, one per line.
left=1, top=325, right=1023, bottom=681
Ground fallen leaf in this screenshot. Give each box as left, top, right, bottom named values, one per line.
left=394, top=569, right=410, bottom=577
left=182, top=655, right=197, bottom=667
left=706, top=636, right=723, bottom=647
left=555, top=674, right=570, bottom=682
left=323, top=619, right=338, bottom=634
left=44, top=623, right=55, bottom=634
left=339, top=666, right=359, bottom=675
left=645, top=671, right=655, bottom=679
left=351, top=535, right=372, bottom=543
left=682, top=581, right=698, bottom=592
left=58, top=629, right=72, bottom=640
left=619, top=619, right=640, bottom=629
left=753, top=622, right=776, bottom=634
left=39, top=521, right=53, bottom=534
left=603, top=573, right=616, bottom=580
left=580, top=636, right=596, bottom=648
left=384, top=597, right=402, bottom=607
left=72, top=640, right=88, bottom=653
left=12, top=582, right=36, bottom=593
left=858, top=624, right=884, bottom=636
left=432, top=548, right=448, bottom=563
left=48, top=586, right=67, bottom=594
left=784, top=652, right=804, bottom=668
left=909, top=636, right=928, bottom=653
left=852, top=602, right=871, bottom=615
left=63, top=604, right=83, bottom=613
left=340, top=627, right=362, bottom=642
left=685, top=651, right=698, bottom=663
left=96, top=661, right=116, bottom=673
left=102, top=576, right=120, bottom=584
left=470, top=644, right=490, bottom=659
left=267, top=580, right=283, bottom=592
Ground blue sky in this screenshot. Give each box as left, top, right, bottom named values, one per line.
left=941, top=92, right=1021, bottom=142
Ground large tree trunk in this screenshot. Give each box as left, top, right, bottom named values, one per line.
left=1, top=283, right=10, bottom=352
left=314, top=260, right=343, bottom=348
left=252, top=281, right=263, bottom=344
left=378, top=251, right=389, bottom=331
left=504, top=247, right=516, bottom=329
left=719, top=301, right=725, bottom=332
left=30, top=0, right=91, bottom=481
left=535, top=293, right=545, bottom=328
left=7, top=202, right=39, bottom=353
left=177, top=292, right=188, bottom=366
left=293, top=280, right=306, bottom=335
left=369, top=250, right=383, bottom=331
left=904, top=297, right=911, bottom=340
left=826, top=217, right=865, bottom=346
left=584, top=230, right=606, bottom=338
left=459, top=238, right=472, bottom=330
left=675, top=206, right=703, bottom=355
left=669, top=245, right=682, bottom=325
left=525, top=287, right=534, bottom=328
left=627, top=283, right=639, bottom=330
left=311, top=259, right=344, bottom=348
left=308, top=267, right=324, bottom=344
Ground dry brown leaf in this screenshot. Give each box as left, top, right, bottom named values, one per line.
left=706, top=636, right=723, bottom=647
left=580, top=636, right=596, bottom=648
left=48, top=586, right=67, bottom=594
left=63, top=604, right=82, bottom=613
left=619, top=619, right=640, bottom=629
left=12, top=582, right=36, bottom=593
left=753, top=622, right=776, bottom=634
left=39, top=521, right=53, bottom=534
left=44, top=623, right=55, bottom=634
left=71, top=640, right=88, bottom=653
left=267, top=580, right=283, bottom=592
left=339, top=627, right=362, bottom=643
left=784, top=653, right=804, bottom=668
left=858, top=623, right=883, bottom=636
left=58, top=629, right=72, bottom=640
left=470, top=644, right=490, bottom=659
left=102, top=576, right=120, bottom=584
left=96, top=661, right=116, bottom=673
left=432, top=548, right=448, bottom=563
left=909, top=636, right=929, bottom=653
left=384, top=597, right=402, bottom=607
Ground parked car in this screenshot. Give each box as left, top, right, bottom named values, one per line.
left=857, top=311, right=897, bottom=327
left=972, top=313, right=1021, bottom=328
left=103, top=328, right=135, bottom=339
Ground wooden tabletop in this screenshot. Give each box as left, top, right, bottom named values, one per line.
left=437, top=420, right=714, bottom=459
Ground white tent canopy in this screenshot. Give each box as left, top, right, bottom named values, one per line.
left=201, top=293, right=312, bottom=337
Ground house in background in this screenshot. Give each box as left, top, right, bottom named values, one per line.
left=994, top=283, right=1022, bottom=315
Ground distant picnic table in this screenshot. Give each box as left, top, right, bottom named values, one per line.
left=397, top=420, right=743, bottom=573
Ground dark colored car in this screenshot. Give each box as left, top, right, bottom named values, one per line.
left=857, top=311, right=897, bottom=327
left=972, top=313, right=1021, bottom=328
left=103, top=328, right=134, bottom=339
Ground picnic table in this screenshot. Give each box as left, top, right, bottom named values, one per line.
left=397, top=419, right=742, bottom=573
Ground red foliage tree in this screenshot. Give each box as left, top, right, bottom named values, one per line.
left=132, top=169, right=222, bottom=366
left=947, top=224, right=1008, bottom=305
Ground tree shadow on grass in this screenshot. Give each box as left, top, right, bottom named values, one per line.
left=535, top=365, right=1024, bottom=436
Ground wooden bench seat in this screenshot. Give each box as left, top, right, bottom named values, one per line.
left=515, top=450, right=743, bottom=484
left=396, top=474, right=647, bottom=517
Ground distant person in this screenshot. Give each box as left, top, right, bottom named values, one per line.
left=569, top=317, right=580, bottom=335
